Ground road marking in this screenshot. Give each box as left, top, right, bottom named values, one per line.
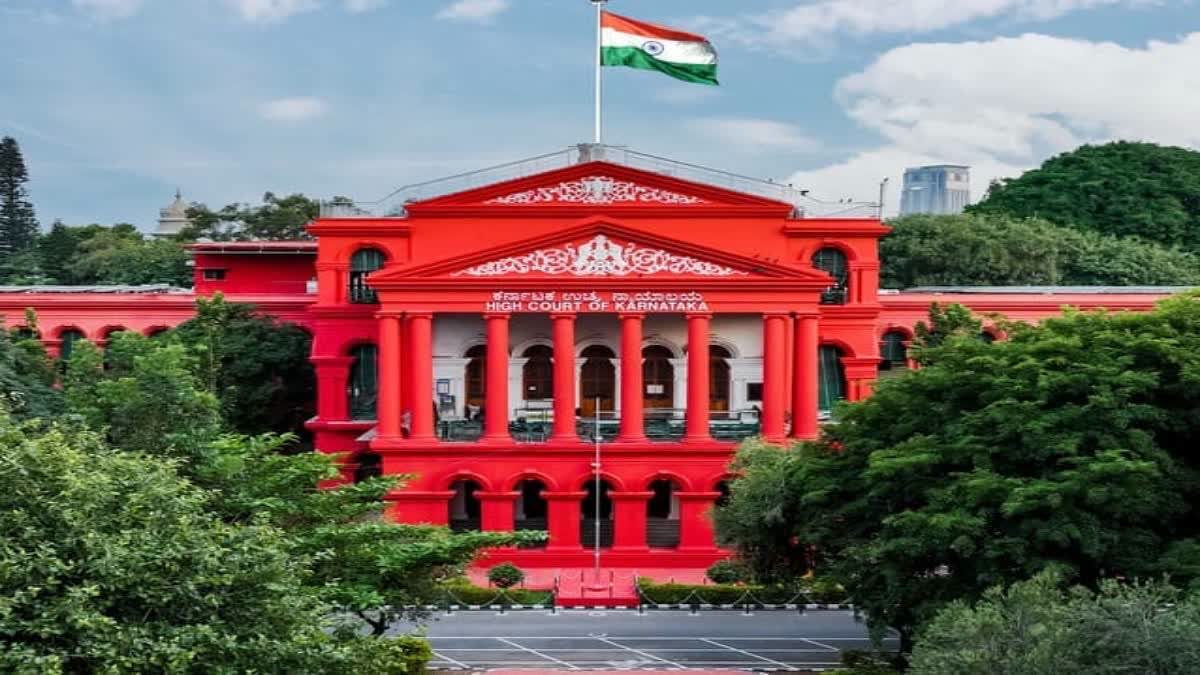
left=431, top=651, right=470, bottom=668
left=700, top=638, right=798, bottom=670
left=498, top=638, right=580, bottom=670
left=597, top=637, right=686, bottom=668
left=802, top=638, right=839, bottom=652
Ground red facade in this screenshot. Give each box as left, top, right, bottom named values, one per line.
left=0, top=158, right=1181, bottom=571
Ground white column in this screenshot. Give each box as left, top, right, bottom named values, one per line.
left=508, top=357, right=528, bottom=420
left=670, top=357, right=687, bottom=413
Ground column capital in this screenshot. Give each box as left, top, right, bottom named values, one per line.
left=484, top=311, right=511, bottom=320
left=763, top=311, right=791, bottom=319
left=406, top=311, right=434, bottom=320
left=609, top=491, right=654, bottom=501
left=474, top=491, right=521, bottom=500
left=374, top=310, right=405, bottom=320
left=542, top=491, right=587, bottom=501
left=310, top=355, right=356, bottom=367
left=675, top=491, right=723, bottom=500
left=686, top=312, right=713, bottom=320
left=792, top=312, right=821, bottom=321
left=549, top=312, right=578, bottom=320
left=618, top=312, right=645, bottom=320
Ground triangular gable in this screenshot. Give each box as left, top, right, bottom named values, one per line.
left=370, top=219, right=832, bottom=284
left=406, top=161, right=794, bottom=211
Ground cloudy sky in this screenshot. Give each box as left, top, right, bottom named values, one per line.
left=2, top=0, right=1198, bottom=227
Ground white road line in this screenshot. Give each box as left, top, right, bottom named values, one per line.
left=498, top=638, right=580, bottom=670
left=802, top=638, right=839, bottom=652
left=597, top=637, right=686, bottom=668
left=431, top=651, right=470, bottom=668
left=700, top=638, right=798, bottom=670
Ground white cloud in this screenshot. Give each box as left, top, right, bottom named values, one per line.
left=701, top=0, right=1142, bottom=50
left=343, top=0, right=386, bottom=12
left=72, top=0, right=143, bottom=20
left=687, top=118, right=819, bottom=153
left=258, top=97, right=327, bottom=123
left=227, top=0, right=320, bottom=23
left=790, top=31, right=1200, bottom=215
left=436, top=0, right=509, bottom=23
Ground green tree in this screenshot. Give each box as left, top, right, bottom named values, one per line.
left=36, top=219, right=78, bottom=283
left=65, top=332, right=222, bottom=457
left=169, top=294, right=315, bottom=438
left=717, top=296, right=1200, bottom=652
left=0, top=412, right=415, bottom=673
left=184, top=192, right=320, bottom=241
left=970, top=141, right=1200, bottom=250
left=73, top=225, right=191, bottom=286
left=881, top=213, right=1200, bottom=288
left=0, top=136, right=39, bottom=265
left=0, top=312, right=62, bottom=419
left=910, top=571, right=1200, bottom=674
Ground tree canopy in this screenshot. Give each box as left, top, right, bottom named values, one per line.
left=716, top=297, right=1200, bottom=651
left=0, top=413, right=417, bottom=673
left=881, top=213, right=1200, bottom=288
left=168, top=294, right=315, bottom=440
left=970, top=141, right=1200, bottom=250
left=184, top=192, right=320, bottom=241
left=910, top=571, right=1200, bottom=674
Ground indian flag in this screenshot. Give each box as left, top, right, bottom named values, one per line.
left=601, top=11, right=719, bottom=86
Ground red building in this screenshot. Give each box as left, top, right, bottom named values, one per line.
left=0, top=146, right=1184, bottom=574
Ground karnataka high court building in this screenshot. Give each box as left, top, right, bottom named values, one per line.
left=0, top=146, right=1184, bottom=572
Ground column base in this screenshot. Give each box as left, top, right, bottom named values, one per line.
left=477, top=435, right=517, bottom=446
left=612, top=545, right=651, bottom=554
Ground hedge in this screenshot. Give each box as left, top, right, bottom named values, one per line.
left=637, top=577, right=848, bottom=605
left=435, top=582, right=553, bottom=606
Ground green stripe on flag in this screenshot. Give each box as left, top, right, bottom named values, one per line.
left=601, top=46, right=718, bottom=86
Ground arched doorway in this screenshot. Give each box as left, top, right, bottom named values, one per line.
left=463, top=345, right=485, bottom=419
left=709, top=345, right=732, bottom=412
left=349, top=248, right=385, bottom=304
left=449, top=479, right=482, bottom=532
left=879, top=331, right=909, bottom=378
left=715, top=480, right=732, bottom=508
left=642, top=345, right=675, bottom=414
left=514, top=479, right=548, bottom=547
left=521, top=344, right=553, bottom=401
left=58, top=328, right=86, bottom=362
left=580, top=345, right=615, bottom=418
left=813, top=247, right=849, bottom=305
left=647, top=479, right=681, bottom=548
left=581, top=478, right=613, bottom=549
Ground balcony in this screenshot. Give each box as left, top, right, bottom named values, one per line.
left=435, top=408, right=762, bottom=443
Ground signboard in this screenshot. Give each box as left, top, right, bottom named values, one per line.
left=485, top=291, right=710, bottom=313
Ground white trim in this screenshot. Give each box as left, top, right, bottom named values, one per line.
left=601, top=27, right=717, bottom=66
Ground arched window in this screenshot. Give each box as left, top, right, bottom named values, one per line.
left=449, top=480, right=482, bottom=532
left=710, top=345, right=732, bottom=412
left=348, top=344, right=378, bottom=420
left=58, top=329, right=86, bottom=362
left=514, top=479, right=548, bottom=546
left=464, top=345, right=486, bottom=415
left=580, top=345, right=616, bottom=416
left=879, top=331, right=909, bottom=372
left=521, top=345, right=553, bottom=400
left=818, top=345, right=846, bottom=413
left=349, top=248, right=385, bottom=304
left=581, top=478, right=614, bottom=549
left=979, top=330, right=997, bottom=344
left=642, top=345, right=674, bottom=412
left=812, top=248, right=849, bottom=305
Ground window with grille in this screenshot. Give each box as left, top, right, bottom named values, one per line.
left=349, top=248, right=385, bottom=304
left=348, top=344, right=378, bottom=420
left=522, top=345, right=553, bottom=400
left=812, top=248, right=849, bottom=305
left=59, top=329, right=85, bottom=362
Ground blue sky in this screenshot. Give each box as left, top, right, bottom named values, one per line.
left=2, top=0, right=1198, bottom=228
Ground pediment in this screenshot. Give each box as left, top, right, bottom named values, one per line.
left=370, top=220, right=832, bottom=285
left=407, top=161, right=793, bottom=211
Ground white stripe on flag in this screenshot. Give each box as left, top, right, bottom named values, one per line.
left=601, top=27, right=717, bottom=66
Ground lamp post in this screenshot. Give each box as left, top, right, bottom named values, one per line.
left=588, top=396, right=606, bottom=592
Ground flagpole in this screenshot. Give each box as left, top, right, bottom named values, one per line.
left=592, top=0, right=606, bottom=144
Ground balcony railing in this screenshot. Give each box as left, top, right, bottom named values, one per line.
left=319, top=144, right=879, bottom=220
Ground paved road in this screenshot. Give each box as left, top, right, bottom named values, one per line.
left=394, top=609, right=898, bottom=671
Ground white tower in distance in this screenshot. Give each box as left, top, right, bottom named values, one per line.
left=155, top=189, right=192, bottom=238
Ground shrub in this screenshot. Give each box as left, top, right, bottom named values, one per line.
left=487, top=562, right=525, bottom=589
left=909, top=571, right=1200, bottom=674
left=436, top=581, right=552, bottom=607
left=706, top=559, right=750, bottom=584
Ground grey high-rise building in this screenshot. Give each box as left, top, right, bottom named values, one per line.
left=899, top=165, right=970, bottom=216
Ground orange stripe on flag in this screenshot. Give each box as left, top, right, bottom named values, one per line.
left=601, top=11, right=708, bottom=44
